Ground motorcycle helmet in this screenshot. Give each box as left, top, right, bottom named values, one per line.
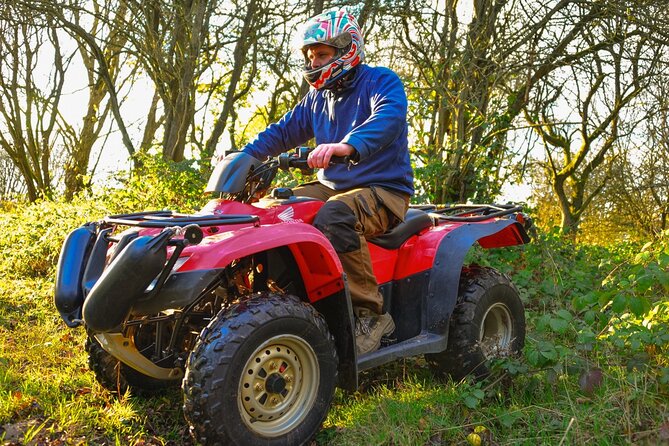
left=301, top=9, right=364, bottom=90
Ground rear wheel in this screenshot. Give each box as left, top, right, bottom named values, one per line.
left=183, top=292, right=338, bottom=446
left=426, top=266, right=525, bottom=380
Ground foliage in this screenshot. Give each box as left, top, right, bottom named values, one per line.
left=469, top=229, right=669, bottom=395
left=105, top=154, right=207, bottom=213
left=0, top=154, right=207, bottom=281
left=0, top=198, right=110, bottom=280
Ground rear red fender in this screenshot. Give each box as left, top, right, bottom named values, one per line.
left=393, top=219, right=530, bottom=280
left=179, top=223, right=344, bottom=303
left=399, top=218, right=530, bottom=335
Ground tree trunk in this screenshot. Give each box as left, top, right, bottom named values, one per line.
left=203, top=0, right=258, bottom=163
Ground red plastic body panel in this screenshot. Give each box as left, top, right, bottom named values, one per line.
left=477, top=222, right=527, bottom=248
left=144, top=198, right=529, bottom=302
left=390, top=223, right=456, bottom=280
left=179, top=222, right=343, bottom=303
left=199, top=198, right=324, bottom=226
left=369, top=244, right=399, bottom=284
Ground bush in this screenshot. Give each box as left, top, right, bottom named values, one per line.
left=469, top=227, right=669, bottom=391
left=0, top=198, right=110, bottom=279
left=104, top=154, right=207, bottom=213
left=0, top=155, right=209, bottom=280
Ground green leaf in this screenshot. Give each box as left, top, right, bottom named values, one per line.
left=598, top=289, right=615, bottom=307
left=634, top=251, right=651, bottom=264
left=526, top=341, right=559, bottom=367
left=540, top=344, right=558, bottom=362
left=464, top=395, right=480, bottom=409
left=499, top=411, right=520, bottom=428
left=536, top=314, right=551, bottom=332
left=584, top=310, right=597, bottom=325
left=658, top=271, right=669, bottom=292
left=572, top=295, right=585, bottom=311
left=629, top=297, right=651, bottom=317
left=577, top=329, right=596, bottom=344
left=612, top=294, right=627, bottom=313
left=635, top=273, right=655, bottom=293
left=556, top=309, right=573, bottom=320
left=659, top=252, right=669, bottom=268
left=472, top=388, right=485, bottom=399
left=549, top=317, right=569, bottom=334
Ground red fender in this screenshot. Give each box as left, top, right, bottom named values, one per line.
left=179, top=223, right=344, bottom=303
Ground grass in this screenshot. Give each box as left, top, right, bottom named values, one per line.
left=2, top=276, right=666, bottom=445
left=1, top=199, right=668, bottom=445
left=319, top=362, right=667, bottom=445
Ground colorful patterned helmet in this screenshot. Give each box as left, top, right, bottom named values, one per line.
left=301, top=9, right=365, bottom=90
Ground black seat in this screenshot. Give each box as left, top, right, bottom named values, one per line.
left=369, top=208, right=434, bottom=250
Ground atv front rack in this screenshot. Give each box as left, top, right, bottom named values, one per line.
left=103, top=210, right=260, bottom=228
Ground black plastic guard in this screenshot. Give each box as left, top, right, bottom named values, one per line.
left=427, top=219, right=524, bottom=335
left=83, top=232, right=170, bottom=333
left=54, top=224, right=97, bottom=327
left=313, top=276, right=357, bottom=392
left=82, top=227, right=113, bottom=297
left=205, top=152, right=262, bottom=194
left=131, top=268, right=223, bottom=315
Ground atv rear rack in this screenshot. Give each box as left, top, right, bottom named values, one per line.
left=428, top=204, right=524, bottom=222
left=103, top=210, right=260, bottom=228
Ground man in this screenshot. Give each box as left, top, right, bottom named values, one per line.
left=241, top=9, right=414, bottom=355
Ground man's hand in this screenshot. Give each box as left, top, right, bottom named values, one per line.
left=307, top=143, right=355, bottom=168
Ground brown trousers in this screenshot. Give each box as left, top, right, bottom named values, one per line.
left=293, top=182, right=409, bottom=314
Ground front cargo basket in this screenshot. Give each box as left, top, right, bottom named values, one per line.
left=103, top=210, right=259, bottom=228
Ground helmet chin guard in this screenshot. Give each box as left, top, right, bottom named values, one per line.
left=301, top=9, right=364, bottom=90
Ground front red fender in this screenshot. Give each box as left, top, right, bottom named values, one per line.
left=179, top=223, right=345, bottom=303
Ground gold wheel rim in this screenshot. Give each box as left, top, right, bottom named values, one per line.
left=238, top=334, right=319, bottom=437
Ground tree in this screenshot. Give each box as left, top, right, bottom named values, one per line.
left=381, top=0, right=639, bottom=204
left=524, top=2, right=666, bottom=236
left=0, top=151, right=26, bottom=200
left=602, top=83, right=669, bottom=239
left=0, top=5, right=68, bottom=201
left=119, top=0, right=216, bottom=162
left=202, top=0, right=264, bottom=162
left=60, top=0, right=132, bottom=198
left=3, top=0, right=141, bottom=199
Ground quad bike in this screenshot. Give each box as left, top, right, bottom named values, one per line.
left=54, top=147, right=532, bottom=445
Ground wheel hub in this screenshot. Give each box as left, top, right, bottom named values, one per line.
left=479, top=302, right=513, bottom=358
left=265, top=373, right=287, bottom=394
left=238, top=334, right=319, bottom=437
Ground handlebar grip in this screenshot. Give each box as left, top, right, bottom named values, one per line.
left=329, top=155, right=349, bottom=164
left=278, top=147, right=350, bottom=171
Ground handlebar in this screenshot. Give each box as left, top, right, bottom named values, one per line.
left=278, top=147, right=350, bottom=171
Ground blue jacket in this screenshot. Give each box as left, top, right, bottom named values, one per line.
left=242, top=64, right=414, bottom=196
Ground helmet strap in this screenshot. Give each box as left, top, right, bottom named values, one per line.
left=322, top=66, right=358, bottom=92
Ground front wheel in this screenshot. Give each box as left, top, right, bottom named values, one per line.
left=85, top=334, right=179, bottom=395
left=426, top=266, right=525, bottom=380
left=182, top=293, right=338, bottom=446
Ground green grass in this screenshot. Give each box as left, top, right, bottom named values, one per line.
left=316, top=360, right=667, bottom=445
left=1, top=197, right=667, bottom=445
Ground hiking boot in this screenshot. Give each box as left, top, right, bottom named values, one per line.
left=354, top=309, right=395, bottom=356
